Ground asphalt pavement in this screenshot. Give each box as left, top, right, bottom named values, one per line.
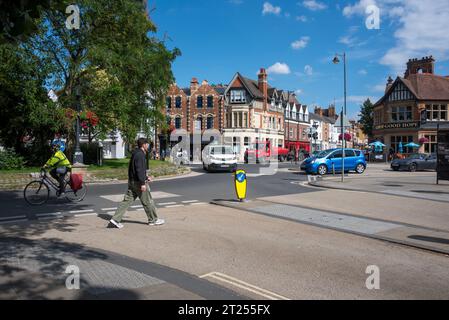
left=0, top=163, right=315, bottom=224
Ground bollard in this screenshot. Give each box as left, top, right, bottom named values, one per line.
left=234, top=169, right=247, bottom=202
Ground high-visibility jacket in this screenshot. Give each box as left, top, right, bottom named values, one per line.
left=44, top=151, right=72, bottom=170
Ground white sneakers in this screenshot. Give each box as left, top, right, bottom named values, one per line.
left=149, top=219, right=165, bottom=226
left=110, top=219, right=124, bottom=229
left=110, top=218, right=165, bottom=228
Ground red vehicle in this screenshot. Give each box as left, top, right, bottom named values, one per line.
left=244, top=141, right=289, bottom=163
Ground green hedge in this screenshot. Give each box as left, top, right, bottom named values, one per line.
left=0, top=149, right=25, bottom=170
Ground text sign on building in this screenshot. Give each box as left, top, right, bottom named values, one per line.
left=374, top=122, right=420, bottom=131
left=437, top=129, right=449, bottom=182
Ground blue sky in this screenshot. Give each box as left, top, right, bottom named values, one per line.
left=149, top=0, right=449, bottom=119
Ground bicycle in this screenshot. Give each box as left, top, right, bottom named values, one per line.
left=24, top=169, right=87, bottom=205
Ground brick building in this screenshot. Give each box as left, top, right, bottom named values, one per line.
left=283, top=91, right=310, bottom=154
left=373, top=56, right=449, bottom=154
left=162, top=78, right=226, bottom=157
left=223, top=69, right=285, bottom=161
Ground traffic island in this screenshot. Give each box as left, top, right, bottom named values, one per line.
left=212, top=198, right=449, bottom=256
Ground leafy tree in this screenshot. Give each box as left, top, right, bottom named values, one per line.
left=358, top=98, right=374, bottom=138
left=1, top=0, right=179, bottom=164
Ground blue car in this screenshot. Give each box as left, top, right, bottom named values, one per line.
left=300, top=149, right=367, bottom=175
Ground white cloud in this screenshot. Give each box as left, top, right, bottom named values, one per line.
left=291, top=36, right=310, bottom=50
left=343, top=0, right=449, bottom=74
left=358, top=69, right=368, bottom=75
left=296, top=15, right=308, bottom=22
left=295, top=89, right=303, bottom=95
left=372, top=84, right=386, bottom=92
left=267, top=62, right=291, bottom=75
left=302, top=0, right=327, bottom=11
left=263, top=2, right=281, bottom=15
left=304, top=65, right=313, bottom=75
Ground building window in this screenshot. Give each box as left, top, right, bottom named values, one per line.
left=391, top=136, right=413, bottom=153
left=166, top=97, right=172, bottom=109
left=426, top=104, right=447, bottom=121
left=231, top=90, right=246, bottom=103
left=175, top=117, right=181, bottom=129
left=391, top=106, right=412, bottom=122
left=195, top=116, right=203, bottom=130
left=175, top=96, right=182, bottom=108
left=207, top=115, right=214, bottom=129
left=207, top=96, right=214, bottom=108
left=289, top=128, right=293, bottom=139
left=243, top=113, right=248, bottom=128
left=238, top=112, right=243, bottom=128
left=244, top=137, right=249, bottom=147
left=197, top=96, right=203, bottom=108
left=424, top=135, right=437, bottom=153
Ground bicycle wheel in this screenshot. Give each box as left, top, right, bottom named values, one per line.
left=65, top=182, right=87, bottom=202
left=24, top=180, right=50, bottom=205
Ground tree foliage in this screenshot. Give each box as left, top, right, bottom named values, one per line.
left=1, top=0, right=179, bottom=164
left=358, top=98, right=374, bottom=138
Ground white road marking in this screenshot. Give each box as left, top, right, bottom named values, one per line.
left=0, top=215, right=27, bottom=221
left=158, top=202, right=177, bottom=206
left=74, top=213, right=98, bottom=217
left=182, top=200, right=199, bottom=204
left=200, top=272, right=290, bottom=300
left=131, top=205, right=143, bottom=208
left=189, top=202, right=208, bottom=206
left=36, top=212, right=62, bottom=217
left=69, top=209, right=94, bottom=214
left=101, top=191, right=180, bottom=202
left=101, top=207, right=117, bottom=211
left=165, top=204, right=185, bottom=208
left=0, top=219, right=28, bottom=225
left=38, top=215, right=64, bottom=220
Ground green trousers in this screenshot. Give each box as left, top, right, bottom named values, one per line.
left=112, top=181, right=158, bottom=223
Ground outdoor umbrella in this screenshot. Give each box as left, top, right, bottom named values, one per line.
left=398, top=141, right=403, bottom=153
left=404, top=142, right=420, bottom=148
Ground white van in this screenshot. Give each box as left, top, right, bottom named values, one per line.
left=202, top=145, right=238, bottom=172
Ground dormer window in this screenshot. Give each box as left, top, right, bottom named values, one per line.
left=231, top=90, right=246, bottom=103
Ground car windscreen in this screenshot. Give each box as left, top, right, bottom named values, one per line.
left=408, top=154, right=423, bottom=160
left=316, top=150, right=334, bottom=158
left=211, top=147, right=234, bottom=155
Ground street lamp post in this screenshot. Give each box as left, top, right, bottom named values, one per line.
left=73, top=86, right=84, bottom=165
left=333, top=52, right=347, bottom=182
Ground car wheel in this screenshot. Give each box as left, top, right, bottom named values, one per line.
left=409, top=163, right=417, bottom=172
left=317, top=164, right=328, bottom=176
left=392, top=167, right=399, bottom=171
left=355, top=163, right=366, bottom=174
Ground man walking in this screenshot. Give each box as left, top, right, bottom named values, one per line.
left=109, top=138, right=164, bottom=229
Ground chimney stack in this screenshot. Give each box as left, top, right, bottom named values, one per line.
left=404, top=56, right=435, bottom=78
left=190, top=77, right=199, bottom=92
left=386, top=76, right=394, bottom=93
left=258, top=68, right=268, bottom=111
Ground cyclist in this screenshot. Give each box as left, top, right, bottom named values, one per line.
left=42, top=140, right=72, bottom=196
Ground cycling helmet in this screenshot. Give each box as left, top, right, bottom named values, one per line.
left=51, top=139, right=66, bottom=152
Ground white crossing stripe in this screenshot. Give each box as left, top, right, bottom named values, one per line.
left=0, top=215, right=27, bottom=221
left=69, top=209, right=94, bottom=214
left=200, top=272, right=290, bottom=300
left=74, top=213, right=98, bottom=217
left=182, top=200, right=199, bottom=204
left=36, top=212, right=62, bottom=217
left=189, top=202, right=208, bottom=206
left=131, top=205, right=143, bottom=208
left=158, top=202, right=177, bottom=206
left=0, top=219, right=28, bottom=225
left=38, top=215, right=64, bottom=220
left=165, top=204, right=185, bottom=208
left=101, top=207, right=117, bottom=211
left=101, top=191, right=180, bottom=203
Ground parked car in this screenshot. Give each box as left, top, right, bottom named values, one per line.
left=244, top=141, right=289, bottom=163
left=391, top=153, right=437, bottom=172
left=202, top=145, right=237, bottom=172
left=300, top=148, right=367, bottom=175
